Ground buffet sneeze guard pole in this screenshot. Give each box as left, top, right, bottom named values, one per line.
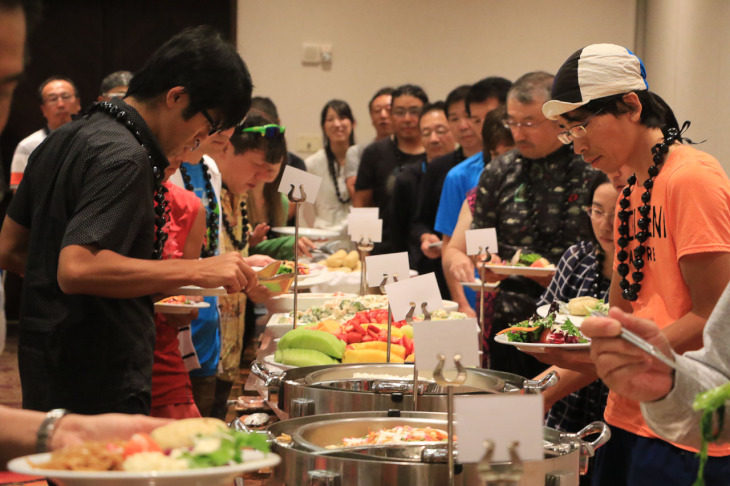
left=432, top=353, right=467, bottom=486
left=473, top=246, right=491, bottom=369
left=288, top=184, right=307, bottom=329
left=406, top=301, right=432, bottom=411
left=357, top=237, right=375, bottom=296
left=378, top=274, right=399, bottom=364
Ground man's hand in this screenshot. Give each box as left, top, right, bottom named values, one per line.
left=249, top=223, right=270, bottom=249
left=458, top=303, right=477, bottom=318
left=447, top=251, right=477, bottom=283
left=297, top=236, right=316, bottom=258
left=524, top=348, right=596, bottom=374
left=195, top=252, right=257, bottom=294
left=244, top=254, right=275, bottom=268
left=420, top=234, right=442, bottom=259
left=475, top=255, right=509, bottom=284
left=246, top=283, right=281, bottom=303
left=581, top=307, right=676, bottom=402
left=52, top=414, right=172, bottom=450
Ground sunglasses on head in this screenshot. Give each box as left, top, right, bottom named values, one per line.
left=240, top=124, right=286, bottom=138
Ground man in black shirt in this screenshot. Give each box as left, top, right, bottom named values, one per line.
left=0, top=26, right=257, bottom=415
left=353, top=84, right=428, bottom=254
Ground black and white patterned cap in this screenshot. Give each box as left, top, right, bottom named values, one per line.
left=542, top=44, right=649, bottom=120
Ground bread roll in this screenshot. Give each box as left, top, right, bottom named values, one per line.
left=150, top=417, right=227, bottom=450
left=566, top=296, right=600, bottom=316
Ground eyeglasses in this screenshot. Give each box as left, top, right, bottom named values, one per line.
left=201, top=109, right=222, bottom=136
left=241, top=124, right=286, bottom=138
left=44, top=93, right=75, bottom=104
left=103, top=92, right=125, bottom=99
left=557, top=109, right=604, bottom=144
left=585, top=206, right=615, bottom=222
left=501, top=118, right=547, bottom=130
left=421, top=125, right=451, bottom=138
left=188, top=138, right=201, bottom=152
left=392, top=107, right=422, bottom=118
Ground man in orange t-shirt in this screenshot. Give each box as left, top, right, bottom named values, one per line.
left=542, top=44, right=730, bottom=485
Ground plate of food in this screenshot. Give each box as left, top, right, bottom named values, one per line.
left=271, top=226, right=340, bottom=240
left=460, top=279, right=500, bottom=292
left=536, top=297, right=609, bottom=326
left=483, top=249, right=556, bottom=277
left=495, top=312, right=590, bottom=353
left=8, top=418, right=280, bottom=486
left=154, top=296, right=210, bottom=314
left=167, top=285, right=227, bottom=297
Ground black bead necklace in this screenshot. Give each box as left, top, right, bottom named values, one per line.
left=325, top=146, right=350, bottom=204
left=616, top=127, right=679, bottom=302
left=221, top=185, right=249, bottom=251
left=179, top=160, right=220, bottom=257
left=591, top=246, right=609, bottom=298
left=88, top=101, right=169, bottom=259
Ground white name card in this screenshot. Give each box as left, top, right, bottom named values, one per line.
left=384, top=272, right=441, bottom=321
left=365, top=252, right=410, bottom=288
left=348, top=215, right=383, bottom=243
left=278, top=165, right=322, bottom=204
left=455, top=394, right=544, bottom=463
left=465, top=228, right=498, bottom=257
left=413, top=318, right=480, bottom=379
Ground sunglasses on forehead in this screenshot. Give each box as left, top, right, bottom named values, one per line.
left=240, top=124, right=286, bottom=138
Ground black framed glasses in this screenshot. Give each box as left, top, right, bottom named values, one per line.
left=201, top=109, right=222, bottom=136
left=241, top=124, right=286, bottom=138
left=558, top=108, right=604, bottom=144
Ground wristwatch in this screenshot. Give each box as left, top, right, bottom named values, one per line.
left=36, top=408, right=69, bottom=453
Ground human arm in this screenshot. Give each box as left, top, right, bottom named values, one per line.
left=0, top=406, right=171, bottom=468
left=441, top=234, right=475, bottom=316
left=352, top=189, right=373, bottom=208
left=248, top=223, right=270, bottom=249
left=0, top=215, right=29, bottom=275
left=344, top=145, right=360, bottom=200
left=57, top=245, right=257, bottom=297
left=420, top=233, right=442, bottom=260
left=535, top=366, right=598, bottom=414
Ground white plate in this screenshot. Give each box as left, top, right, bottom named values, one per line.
left=271, top=226, right=340, bottom=239
left=288, top=272, right=332, bottom=289
left=460, top=279, right=500, bottom=292
left=484, top=265, right=556, bottom=277
left=8, top=451, right=280, bottom=486
left=263, top=353, right=296, bottom=370
left=298, top=262, right=326, bottom=280
left=154, top=301, right=210, bottom=314
left=494, top=333, right=590, bottom=353
left=168, top=285, right=227, bottom=296
left=536, top=304, right=585, bottom=326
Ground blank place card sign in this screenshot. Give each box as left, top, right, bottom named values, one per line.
left=465, top=228, right=498, bottom=257
left=384, top=272, right=441, bottom=321
left=365, top=252, right=410, bottom=288
left=277, top=165, right=322, bottom=204
left=413, top=318, right=480, bottom=379
left=454, top=394, right=544, bottom=463
left=349, top=207, right=379, bottom=218
left=348, top=215, right=383, bottom=243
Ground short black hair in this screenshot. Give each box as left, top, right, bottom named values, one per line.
left=37, top=75, right=78, bottom=101
left=391, top=84, right=429, bottom=106
left=465, top=76, right=512, bottom=115
left=320, top=99, right=355, bottom=146
left=445, top=85, right=471, bottom=114
left=100, top=70, right=132, bottom=95
left=250, top=96, right=279, bottom=122
left=368, top=87, right=394, bottom=111
left=481, top=104, right=513, bottom=153
left=418, top=101, right=447, bottom=125
left=126, top=25, right=253, bottom=131
left=229, top=111, right=287, bottom=165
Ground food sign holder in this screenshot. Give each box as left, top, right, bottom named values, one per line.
left=348, top=211, right=381, bottom=297
left=377, top=274, right=400, bottom=364
left=432, top=353, right=467, bottom=486
left=357, top=237, right=375, bottom=296
left=405, top=301, right=431, bottom=411
left=473, top=246, right=490, bottom=365
left=287, top=184, right=306, bottom=329
left=465, top=229, right=498, bottom=362
left=477, top=440, right=524, bottom=485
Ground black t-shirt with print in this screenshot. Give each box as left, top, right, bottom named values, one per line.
left=9, top=98, right=167, bottom=413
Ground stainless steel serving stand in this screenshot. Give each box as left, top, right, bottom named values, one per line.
left=406, top=302, right=432, bottom=411
left=288, top=184, right=307, bottom=329
left=357, top=237, right=374, bottom=296
left=378, top=274, right=399, bottom=364
left=477, top=440, right=524, bottom=485
left=473, top=246, right=491, bottom=368
left=432, top=353, right=467, bottom=486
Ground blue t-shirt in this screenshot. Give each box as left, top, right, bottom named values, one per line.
left=433, top=152, right=484, bottom=308
left=434, top=151, right=484, bottom=237
left=182, top=161, right=221, bottom=378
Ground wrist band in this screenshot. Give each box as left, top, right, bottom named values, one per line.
left=36, top=408, right=69, bottom=453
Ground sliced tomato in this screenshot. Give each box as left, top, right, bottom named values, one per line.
left=122, top=433, right=161, bottom=457
left=538, top=329, right=551, bottom=344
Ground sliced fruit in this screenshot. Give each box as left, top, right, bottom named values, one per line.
left=405, top=353, right=415, bottom=363
left=277, top=328, right=346, bottom=359
left=400, top=324, right=413, bottom=339
left=275, top=348, right=339, bottom=367
left=350, top=341, right=406, bottom=359
left=342, top=348, right=405, bottom=364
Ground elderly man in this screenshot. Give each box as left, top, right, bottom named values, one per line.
left=97, top=70, right=133, bottom=101
left=443, top=71, right=599, bottom=378
left=0, top=25, right=256, bottom=415
left=9, top=75, right=81, bottom=190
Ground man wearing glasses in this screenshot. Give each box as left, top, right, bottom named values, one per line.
left=353, top=84, right=428, bottom=254
left=9, top=75, right=81, bottom=191
left=444, top=71, right=600, bottom=379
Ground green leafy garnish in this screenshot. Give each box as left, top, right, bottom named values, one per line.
left=276, top=264, right=294, bottom=275
left=518, top=253, right=542, bottom=265
left=181, top=430, right=270, bottom=469
left=691, top=383, right=730, bottom=485
left=560, top=318, right=588, bottom=343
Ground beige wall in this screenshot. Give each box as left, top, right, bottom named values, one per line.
left=641, top=0, right=730, bottom=173
left=237, top=0, right=637, bottom=158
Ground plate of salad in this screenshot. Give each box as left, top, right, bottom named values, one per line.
left=154, top=296, right=210, bottom=314
left=484, top=250, right=556, bottom=277
left=495, top=313, right=590, bottom=353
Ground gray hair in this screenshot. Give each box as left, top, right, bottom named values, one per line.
left=508, top=71, right=554, bottom=105
left=100, top=70, right=133, bottom=95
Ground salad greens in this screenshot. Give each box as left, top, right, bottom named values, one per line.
left=517, top=253, right=543, bottom=265
left=181, top=429, right=270, bottom=469
left=585, top=299, right=609, bottom=315
left=691, top=383, right=730, bottom=485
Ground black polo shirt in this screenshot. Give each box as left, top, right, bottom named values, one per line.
left=9, top=98, right=167, bottom=414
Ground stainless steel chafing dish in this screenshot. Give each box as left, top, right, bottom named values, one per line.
left=252, top=362, right=558, bottom=416
left=266, top=410, right=610, bottom=486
